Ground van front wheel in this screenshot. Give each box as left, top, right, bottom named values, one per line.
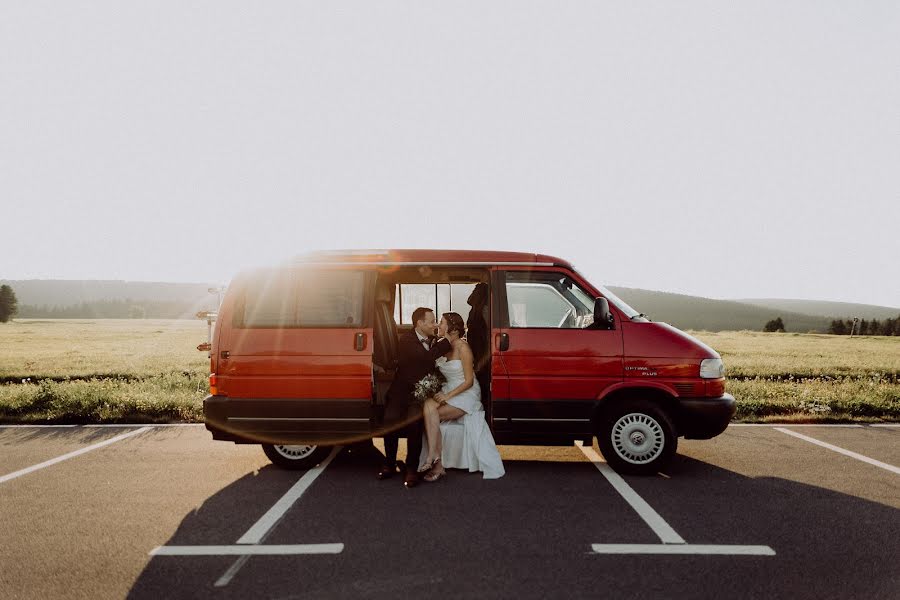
left=262, top=444, right=331, bottom=470
left=597, top=401, right=677, bottom=475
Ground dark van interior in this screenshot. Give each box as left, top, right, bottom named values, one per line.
left=371, top=268, right=492, bottom=423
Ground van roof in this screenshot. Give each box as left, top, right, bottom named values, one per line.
left=291, top=249, right=573, bottom=268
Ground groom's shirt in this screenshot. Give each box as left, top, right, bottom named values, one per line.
left=415, top=330, right=430, bottom=351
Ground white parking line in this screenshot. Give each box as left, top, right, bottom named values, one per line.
left=576, top=443, right=685, bottom=544
left=151, top=544, right=344, bottom=556
left=237, top=446, right=342, bottom=544
left=0, top=424, right=79, bottom=428
left=577, top=442, right=775, bottom=556
left=591, top=544, right=776, bottom=555
left=0, top=427, right=152, bottom=484
left=0, top=424, right=203, bottom=428
left=729, top=424, right=864, bottom=427
left=774, top=428, right=900, bottom=475
left=149, top=446, right=343, bottom=588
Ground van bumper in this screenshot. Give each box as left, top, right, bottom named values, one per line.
left=203, top=395, right=373, bottom=444
left=675, top=393, right=736, bottom=440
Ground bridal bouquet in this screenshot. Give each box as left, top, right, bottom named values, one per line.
left=413, top=371, right=446, bottom=403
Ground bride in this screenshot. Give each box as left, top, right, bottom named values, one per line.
left=419, top=312, right=505, bottom=482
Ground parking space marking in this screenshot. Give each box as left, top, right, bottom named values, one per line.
left=148, top=446, right=343, bottom=588
left=730, top=423, right=864, bottom=427
left=0, top=424, right=79, bottom=428
left=591, top=544, right=776, bottom=555
left=236, top=446, right=342, bottom=543
left=0, top=424, right=202, bottom=428
left=775, top=427, right=900, bottom=475
left=151, top=544, right=344, bottom=556
left=576, top=442, right=685, bottom=544
left=0, top=426, right=152, bottom=484
left=577, top=442, right=776, bottom=556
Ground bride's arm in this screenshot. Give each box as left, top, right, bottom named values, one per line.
left=436, top=343, right=475, bottom=403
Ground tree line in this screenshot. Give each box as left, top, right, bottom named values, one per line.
left=827, top=316, right=900, bottom=336
left=765, top=315, right=900, bottom=335
left=16, top=299, right=214, bottom=319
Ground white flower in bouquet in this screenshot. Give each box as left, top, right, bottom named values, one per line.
left=414, top=372, right=445, bottom=402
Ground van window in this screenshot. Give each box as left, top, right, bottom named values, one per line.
left=298, top=271, right=366, bottom=326
left=505, top=271, right=594, bottom=329
left=393, top=283, right=476, bottom=325
left=241, top=270, right=366, bottom=328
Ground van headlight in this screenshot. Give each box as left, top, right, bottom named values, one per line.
left=700, top=358, right=725, bottom=379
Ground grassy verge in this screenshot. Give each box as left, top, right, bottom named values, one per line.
left=1, top=375, right=898, bottom=424
left=728, top=378, right=900, bottom=422
left=0, top=372, right=206, bottom=424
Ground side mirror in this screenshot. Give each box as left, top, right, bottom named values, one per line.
left=591, top=297, right=615, bottom=330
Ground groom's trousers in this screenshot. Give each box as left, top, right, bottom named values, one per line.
left=383, top=396, right=424, bottom=470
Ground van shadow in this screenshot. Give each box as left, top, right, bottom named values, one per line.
left=127, top=447, right=900, bottom=600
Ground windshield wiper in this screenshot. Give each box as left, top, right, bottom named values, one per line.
left=631, top=313, right=650, bottom=320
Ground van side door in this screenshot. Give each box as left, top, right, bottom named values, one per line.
left=492, top=268, right=624, bottom=442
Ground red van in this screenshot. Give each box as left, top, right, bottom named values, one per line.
left=203, top=250, right=734, bottom=475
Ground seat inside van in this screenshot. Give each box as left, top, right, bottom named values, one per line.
left=372, top=269, right=491, bottom=420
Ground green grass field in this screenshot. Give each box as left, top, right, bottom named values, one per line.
left=0, top=320, right=898, bottom=423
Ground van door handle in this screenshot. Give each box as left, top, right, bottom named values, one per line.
left=355, top=332, right=367, bottom=351
left=498, top=333, right=509, bottom=352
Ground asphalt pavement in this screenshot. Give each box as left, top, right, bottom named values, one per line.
left=0, top=424, right=898, bottom=599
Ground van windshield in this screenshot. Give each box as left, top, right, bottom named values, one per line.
left=597, top=285, right=642, bottom=319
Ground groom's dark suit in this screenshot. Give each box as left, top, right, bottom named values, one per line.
left=382, top=330, right=452, bottom=475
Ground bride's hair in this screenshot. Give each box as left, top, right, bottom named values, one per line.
left=441, top=312, right=466, bottom=338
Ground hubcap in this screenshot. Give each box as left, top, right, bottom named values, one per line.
left=273, top=444, right=317, bottom=460
left=611, top=413, right=665, bottom=465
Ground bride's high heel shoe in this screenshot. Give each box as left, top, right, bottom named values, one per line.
left=418, top=456, right=440, bottom=473
left=424, top=466, right=446, bottom=482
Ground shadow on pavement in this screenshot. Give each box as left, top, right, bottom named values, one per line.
left=128, top=446, right=900, bottom=599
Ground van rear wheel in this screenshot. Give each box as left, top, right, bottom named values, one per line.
left=262, top=444, right=331, bottom=470
left=597, top=400, right=677, bottom=475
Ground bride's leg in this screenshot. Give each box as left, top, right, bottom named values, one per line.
left=432, top=405, right=466, bottom=473
left=422, top=399, right=441, bottom=462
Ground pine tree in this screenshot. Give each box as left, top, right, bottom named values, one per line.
left=859, top=319, right=869, bottom=336
left=0, top=285, right=18, bottom=323
left=829, top=319, right=846, bottom=335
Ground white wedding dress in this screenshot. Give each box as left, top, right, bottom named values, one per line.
left=419, top=357, right=505, bottom=479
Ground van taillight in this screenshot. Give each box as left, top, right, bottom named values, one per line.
left=209, top=374, right=218, bottom=396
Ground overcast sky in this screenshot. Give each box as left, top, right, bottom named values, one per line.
left=2, top=2, right=898, bottom=307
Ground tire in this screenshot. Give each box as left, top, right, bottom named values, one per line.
left=596, top=400, right=677, bottom=475
left=261, top=443, right=332, bottom=470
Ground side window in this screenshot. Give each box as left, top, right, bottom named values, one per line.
left=393, top=283, right=477, bottom=325
left=241, top=270, right=366, bottom=328
left=298, top=271, right=365, bottom=326
left=505, top=271, right=595, bottom=329
left=242, top=275, right=295, bottom=327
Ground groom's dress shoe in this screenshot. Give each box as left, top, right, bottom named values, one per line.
left=377, top=463, right=397, bottom=480
left=404, top=470, right=420, bottom=488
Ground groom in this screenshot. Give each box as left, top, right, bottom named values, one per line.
left=379, top=306, right=452, bottom=488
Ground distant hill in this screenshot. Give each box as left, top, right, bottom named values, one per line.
left=0, top=280, right=220, bottom=306
left=732, top=298, right=900, bottom=320
left=608, top=287, right=836, bottom=332
left=1, top=280, right=220, bottom=320
left=2, top=279, right=896, bottom=331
